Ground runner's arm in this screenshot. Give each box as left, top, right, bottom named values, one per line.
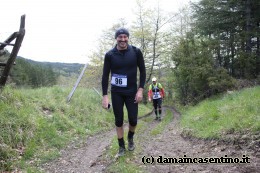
left=158, top=83, right=165, bottom=98
left=102, top=53, right=111, bottom=96
left=136, top=49, right=146, bottom=89
left=148, top=85, right=152, bottom=101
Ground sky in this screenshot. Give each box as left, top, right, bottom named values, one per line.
left=1, top=0, right=192, bottom=64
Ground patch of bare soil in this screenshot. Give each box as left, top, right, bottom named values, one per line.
left=40, top=129, right=115, bottom=173
left=41, top=107, right=259, bottom=173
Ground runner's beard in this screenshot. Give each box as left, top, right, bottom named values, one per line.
left=118, top=41, right=127, bottom=49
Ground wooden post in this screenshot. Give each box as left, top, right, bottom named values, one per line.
left=0, top=15, right=26, bottom=88
left=67, top=63, right=88, bottom=103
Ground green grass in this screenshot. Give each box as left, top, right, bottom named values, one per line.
left=180, top=86, right=260, bottom=139
left=0, top=85, right=151, bottom=172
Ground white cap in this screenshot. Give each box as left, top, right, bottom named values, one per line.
left=152, top=77, right=157, bottom=82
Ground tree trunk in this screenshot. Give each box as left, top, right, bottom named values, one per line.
left=245, top=0, right=252, bottom=53
left=257, top=22, right=260, bottom=75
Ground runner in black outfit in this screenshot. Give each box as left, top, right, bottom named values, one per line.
left=102, top=28, right=146, bottom=157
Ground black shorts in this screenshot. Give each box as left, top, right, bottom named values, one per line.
left=153, top=98, right=162, bottom=109
left=111, top=92, right=138, bottom=127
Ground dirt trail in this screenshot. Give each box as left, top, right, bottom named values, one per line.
left=41, top=107, right=259, bottom=173
left=41, top=129, right=115, bottom=173
left=137, top=107, right=259, bottom=173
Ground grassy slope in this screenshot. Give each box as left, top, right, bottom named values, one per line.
left=0, top=86, right=151, bottom=171
left=180, top=86, right=260, bottom=139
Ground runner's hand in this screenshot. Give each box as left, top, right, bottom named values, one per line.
left=135, top=88, right=143, bottom=103
left=102, top=95, right=110, bottom=109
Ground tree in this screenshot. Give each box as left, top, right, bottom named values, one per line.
left=172, top=33, right=234, bottom=105
left=10, top=58, right=57, bottom=87
left=131, top=0, right=177, bottom=83
left=191, top=0, right=260, bottom=78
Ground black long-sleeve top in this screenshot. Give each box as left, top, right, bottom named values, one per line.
left=102, top=45, right=146, bottom=95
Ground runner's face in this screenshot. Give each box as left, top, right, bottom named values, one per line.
left=116, top=34, right=128, bottom=50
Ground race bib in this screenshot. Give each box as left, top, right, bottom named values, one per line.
left=153, top=92, right=161, bottom=99
left=111, top=73, right=127, bottom=87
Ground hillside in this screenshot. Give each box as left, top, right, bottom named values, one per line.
left=17, top=57, right=84, bottom=77
left=181, top=86, right=260, bottom=140
left=2, top=57, right=85, bottom=87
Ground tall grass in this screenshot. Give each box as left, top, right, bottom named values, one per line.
left=181, top=86, right=260, bottom=139
left=0, top=85, right=151, bottom=171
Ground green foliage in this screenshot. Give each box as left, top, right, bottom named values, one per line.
left=10, top=58, right=57, bottom=87
left=233, top=52, right=258, bottom=79
left=181, top=86, right=260, bottom=139
left=40, top=62, right=83, bottom=77
left=0, top=49, right=10, bottom=79
left=191, top=0, right=260, bottom=78
left=79, top=64, right=103, bottom=89
left=6, top=57, right=84, bottom=88
left=208, top=67, right=236, bottom=92
left=173, top=35, right=235, bottom=105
